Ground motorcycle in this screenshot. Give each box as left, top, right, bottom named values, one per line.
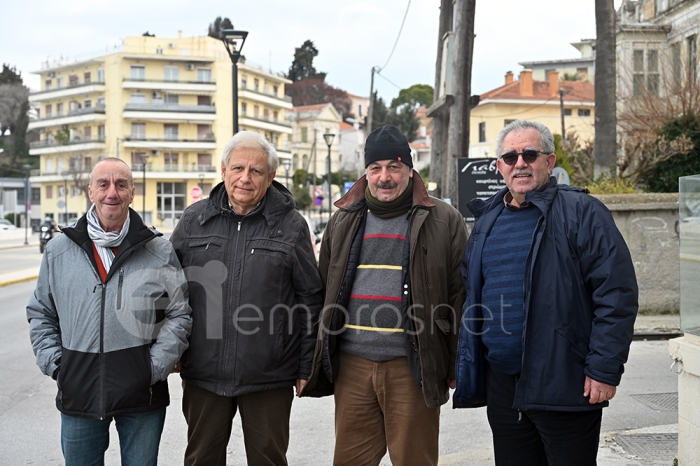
left=40, top=226, right=53, bottom=253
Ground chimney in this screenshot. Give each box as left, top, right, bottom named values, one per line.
left=178, top=30, right=183, bottom=38
left=519, top=69, right=533, bottom=97
left=505, top=71, right=514, bottom=84
left=549, top=70, right=559, bottom=97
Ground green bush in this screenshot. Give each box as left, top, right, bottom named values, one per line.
left=640, top=112, right=700, bottom=192
left=584, top=175, right=637, bottom=194
left=4, top=213, right=19, bottom=226
left=292, top=185, right=312, bottom=210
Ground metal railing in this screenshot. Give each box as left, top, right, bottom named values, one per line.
left=35, top=104, right=106, bottom=122
left=31, top=135, right=106, bottom=149
left=122, top=77, right=216, bottom=85
left=130, top=164, right=217, bottom=173
left=123, top=103, right=215, bottom=113
left=124, top=135, right=216, bottom=143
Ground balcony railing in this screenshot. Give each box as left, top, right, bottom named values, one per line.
left=130, top=164, right=217, bottom=173
left=124, top=135, right=216, bottom=143
left=240, top=114, right=292, bottom=127
left=240, top=87, right=293, bottom=103
left=122, top=78, right=216, bottom=85
left=31, top=135, right=106, bottom=149
left=123, top=103, right=215, bottom=114
left=31, top=81, right=106, bottom=96
left=35, top=104, right=106, bottom=122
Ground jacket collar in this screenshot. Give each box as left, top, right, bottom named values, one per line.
left=335, top=171, right=435, bottom=212
left=467, top=176, right=560, bottom=221
left=199, top=180, right=295, bottom=227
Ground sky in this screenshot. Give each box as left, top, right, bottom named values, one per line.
left=1, top=0, right=624, bottom=103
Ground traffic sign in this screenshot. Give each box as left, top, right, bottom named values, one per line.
left=190, top=186, right=203, bottom=200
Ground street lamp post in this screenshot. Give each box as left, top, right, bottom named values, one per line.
left=323, top=133, right=335, bottom=223
left=198, top=173, right=205, bottom=190
left=140, top=154, right=150, bottom=221
left=281, top=159, right=291, bottom=190
left=220, top=29, right=249, bottom=136
left=62, top=172, right=69, bottom=223
left=23, top=164, right=31, bottom=245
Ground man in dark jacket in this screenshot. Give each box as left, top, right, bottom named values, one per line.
left=454, top=120, right=638, bottom=465
left=303, top=125, right=468, bottom=466
left=27, top=158, right=192, bottom=466
left=170, top=131, right=323, bottom=466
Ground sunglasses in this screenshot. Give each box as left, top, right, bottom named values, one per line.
left=499, top=149, right=549, bottom=166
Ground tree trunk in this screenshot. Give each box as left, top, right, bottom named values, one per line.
left=445, top=0, right=476, bottom=204
left=594, top=0, right=617, bottom=177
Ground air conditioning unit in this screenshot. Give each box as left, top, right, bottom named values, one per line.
left=152, top=91, right=162, bottom=98
left=151, top=149, right=159, bottom=156
left=168, top=43, right=175, bottom=49
left=186, top=63, right=194, bottom=71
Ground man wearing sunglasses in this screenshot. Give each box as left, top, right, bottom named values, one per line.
left=454, top=120, right=638, bottom=465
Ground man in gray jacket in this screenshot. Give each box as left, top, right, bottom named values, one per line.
left=27, top=157, right=192, bottom=466
left=170, top=131, right=323, bottom=466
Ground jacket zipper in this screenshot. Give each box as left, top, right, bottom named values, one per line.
left=116, top=269, right=124, bottom=310
left=422, top=242, right=430, bottom=288
left=221, top=220, right=242, bottom=396
left=99, top=283, right=106, bottom=420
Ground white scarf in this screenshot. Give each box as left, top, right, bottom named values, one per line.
left=86, top=205, right=130, bottom=273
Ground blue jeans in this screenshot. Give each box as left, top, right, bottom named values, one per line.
left=61, top=408, right=166, bottom=466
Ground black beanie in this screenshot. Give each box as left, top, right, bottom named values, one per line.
left=364, top=125, right=413, bottom=168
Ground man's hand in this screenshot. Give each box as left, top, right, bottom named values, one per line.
left=296, top=378, right=308, bottom=397
left=447, top=378, right=456, bottom=390
left=171, top=360, right=182, bottom=374
left=583, top=376, right=616, bottom=404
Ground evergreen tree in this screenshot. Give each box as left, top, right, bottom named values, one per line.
left=286, top=40, right=327, bottom=82
left=208, top=17, right=234, bottom=39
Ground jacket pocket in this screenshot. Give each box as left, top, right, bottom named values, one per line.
left=555, top=325, right=590, bottom=361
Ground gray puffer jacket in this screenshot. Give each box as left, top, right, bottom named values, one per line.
left=170, top=181, right=323, bottom=397
left=27, top=209, right=192, bottom=419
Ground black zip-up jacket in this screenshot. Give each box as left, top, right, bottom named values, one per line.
left=170, top=181, right=323, bottom=397
left=27, top=209, right=192, bottom=418
left=454, top=178, right=638, bottom=410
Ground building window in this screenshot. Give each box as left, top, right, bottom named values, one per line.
left=57, top=76, right=64, bottom=88
left=632, top=49, right=658, bottom=96
left=31, top=187, right=41, bottom=204
left=58, top=185, right=66, bottom=198
left=83, top=156, right=92, bottom=170
left=130, top=93, right=146, bottom=104
left=478, top=122, right=486, bottom=143
left=130, top=65, right=146, bottom=80
left=45, top=78, right=52, bottom=90
left=72, top=185, right=81, bottom=197
left=197, top=95, right=212, bottom=106
left=45, top=104, right=52, bottom=118
left=197, top=68, right=212, bottom=82
left=164, top=94, right=179, bottom=105
left=131, top=123, right=146, bottom=138
left=97, top=68, right=105, bottom=82
left=254, top=78, right=259, bottom=91
left=273, top=85, right=278, bottom=96
left=241, top=75, right=247, bottom=88
left=84, top=126, right=92, bottom=140
left=164, top=124, right=179, bottom=140
left=156, top=48, right=163, bottom=55
left=688, top=35, right=697, bottom=83
left=263, top=108, right=270, bottom=120
left=69, top=74, right=78, bottom=86
left=164, top=66, right=179, bottom=82
left=46, top=185, right=53, bottom=199
left=253, top=105, right=259, bottom=118
left=98, top=125, right=105, bottom=140
left=164, top=152, right=179, bottom=171
left=197, top=124, right=212, bottom=139
left=97, top=96, right=105, bottom=106
left=56, top=103, right=64, bottom=116
left=563, top=109, right=572, bottom=116
left=301, top=127, right=308, bottom=143
left=241, top=102, right=247, bottom=116
left=84, top=71, right=91, bottom=83
left=672, top=42, right=682, bottom=90
left=578, top=109, right=591, bottom=117
left=131, top=152, right=146, bottom=169
left=197, top=153, right=212, bottom=170
left=84, top=98, right=92, bottom=108
left=69, top=101, right=80, bottom=112
left=157, top=182, right=187, bottom=221
left=273, top=111, right=278, bottom=122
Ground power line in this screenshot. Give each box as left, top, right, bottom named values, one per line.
left=375, top=71, right=402, bottom=90
left=379, top=0, right=412, bottom=72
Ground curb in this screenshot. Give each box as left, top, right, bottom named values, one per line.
left=0, top=273, right=39, bottom=288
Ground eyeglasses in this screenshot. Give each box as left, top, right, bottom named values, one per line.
left=499, top=149, right=549, bottom=166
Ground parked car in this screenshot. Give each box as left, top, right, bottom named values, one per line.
left=0, top=219, right=17, bottom=230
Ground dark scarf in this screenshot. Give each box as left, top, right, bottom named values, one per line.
left=365, top=178, right=414, bottom=219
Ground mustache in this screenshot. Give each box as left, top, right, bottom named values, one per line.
left=511, top=169, right=533, bottom=177
left=376, top=181, right=398, bottom=189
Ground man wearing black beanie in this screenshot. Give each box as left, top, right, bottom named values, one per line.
left=302, top=125, right=468, bottom=465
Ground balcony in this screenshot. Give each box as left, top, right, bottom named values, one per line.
left=29, top=135, right=106, bottom=156
left=130, top=163, right=217, bottom=173
left=29, top=81, right=106, bottom=102
left=122, top=103, right=216, bottom=122
left=123, top=135, right=217, bottom=151
left=239, top=114, right=292, bottom=134
left=239, top=87, right=293, bottom=109
left=122, top=78, right=216, bottom=95
left=27, top=104, right=106, bottom=130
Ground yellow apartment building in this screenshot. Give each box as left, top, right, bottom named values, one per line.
left=28, top=33, right=292, bottom=227
left=469, top=70, right=595, bottom=159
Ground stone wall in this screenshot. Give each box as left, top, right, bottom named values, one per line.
left=594, top=193, right=679, bottom=314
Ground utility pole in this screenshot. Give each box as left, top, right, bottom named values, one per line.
left=444, top=0, right=476, bottom=204
left=366, top=66, right=377, bottom=134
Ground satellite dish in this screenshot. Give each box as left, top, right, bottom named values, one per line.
left=552, top=167, right=570, bottom=185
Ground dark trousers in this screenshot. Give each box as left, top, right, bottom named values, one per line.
left=182, top=381, right=294, bottom=466
left=486, top=365, right=602, bottom=466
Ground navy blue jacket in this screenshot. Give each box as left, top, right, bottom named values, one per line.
left=454, top=178, right=638, bottom=411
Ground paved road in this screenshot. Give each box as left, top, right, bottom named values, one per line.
left=0, top=244, right=43, bottom=276
left=0, top=280, right=679, bottom=465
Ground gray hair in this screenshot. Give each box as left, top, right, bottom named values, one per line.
left=495, top=120, right=555, bottom=157
left=221, top=131, right=279, bottom=172
left=89, top=157, right=133, bottom=185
